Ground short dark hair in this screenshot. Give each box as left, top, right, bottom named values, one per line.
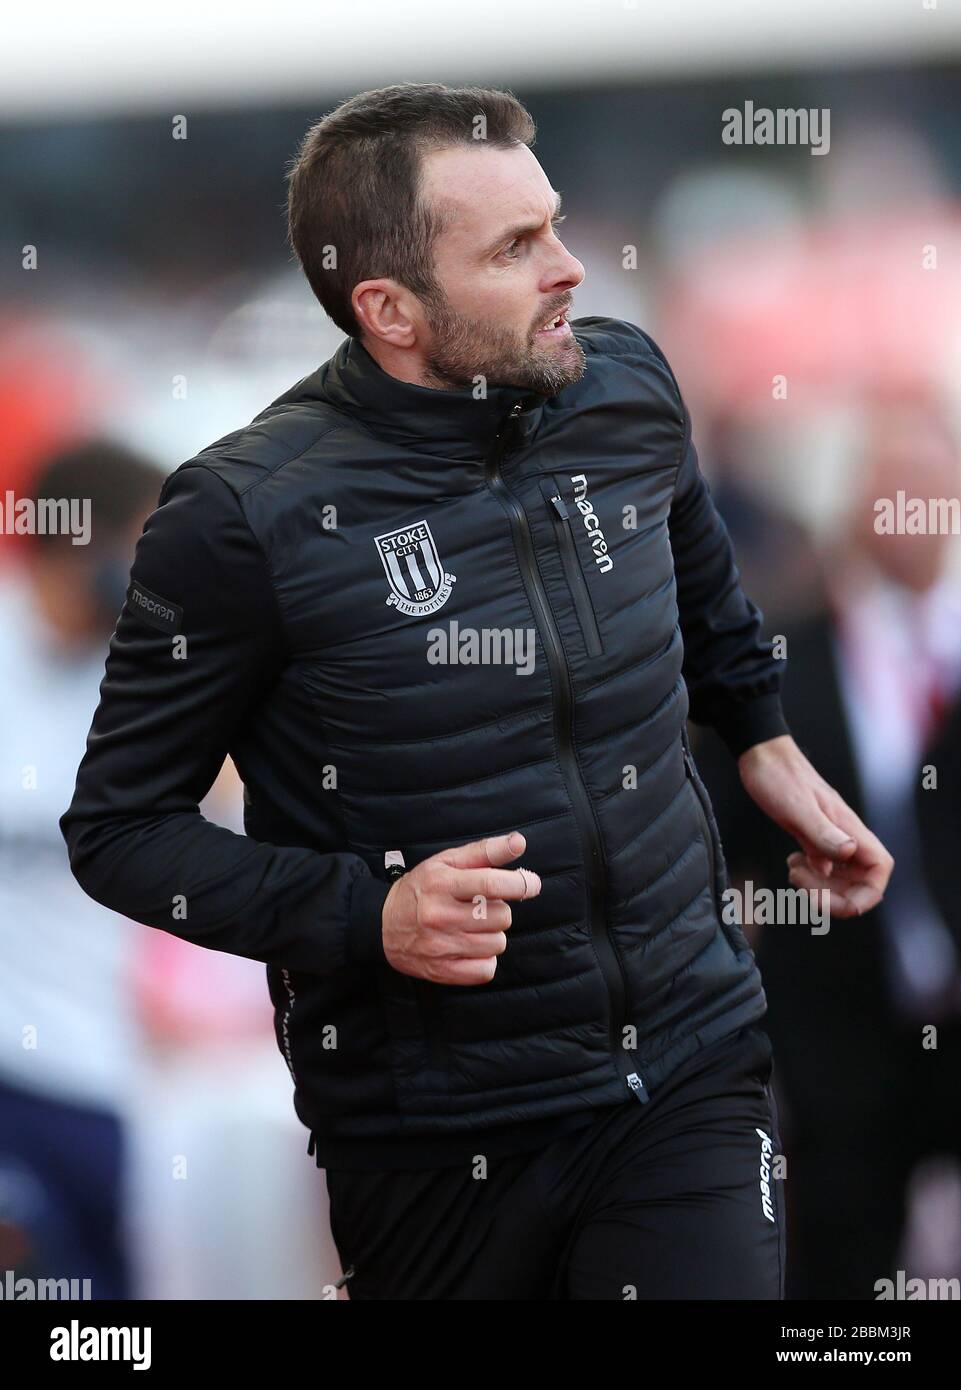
left=286, top=83, right=536, bottom=338
left=30, top=438, right=163, bottom=552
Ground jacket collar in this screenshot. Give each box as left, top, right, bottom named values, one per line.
left=311, top=335, right=547, bottom=462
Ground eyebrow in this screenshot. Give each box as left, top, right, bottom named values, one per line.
left=479, top=191, right=565, bottom=259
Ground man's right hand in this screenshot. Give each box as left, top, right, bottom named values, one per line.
left=382, top=831, right=541, bottom=985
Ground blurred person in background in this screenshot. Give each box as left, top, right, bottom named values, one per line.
left=698, top=394, right=961, bottom=1299
left=0, top=439, right=163, bottom=1299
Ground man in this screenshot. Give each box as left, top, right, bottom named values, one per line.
left=61, top=83, right=892, bottom=1300
left=2, top=439, right=164, bottom=1299
left=696, top=397, right=961, bottom=1299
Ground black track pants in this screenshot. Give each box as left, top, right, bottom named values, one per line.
left=324, top=1023, right=786, bottom=1300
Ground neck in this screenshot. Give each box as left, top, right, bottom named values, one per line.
left=359, top=336, right=446, bottom=390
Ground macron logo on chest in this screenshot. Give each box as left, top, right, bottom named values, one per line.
left=570, top=474, right=613, bottom=574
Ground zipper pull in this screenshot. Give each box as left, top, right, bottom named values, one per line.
left=502, top=401, right=524, bottom=443
left=626, top=1071, right=650, bottom=1104
left=549, top=493, right=570, bottom=522
left=385, top=849, right=407, bottom=882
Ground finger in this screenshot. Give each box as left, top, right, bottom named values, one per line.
left=419, top=898, right=513, bottom=933
left=814, top=801, right=894, bottom=885
left=439, top=832, right=526, bottom=871
left=798, top=828, right=893, bottom=896
left=843, top=881, right=886, bottom=915
left=786, top=861, right=854, bottom=917
left=421, top=930, right=509, bottom=962
left=843, top=824, right=894, bottom=889
left=431, top=956, right=500, bottom=986
left=445, top=865, right=542, bottom=904
left=788, top=851, right=863, bottom=886
left=802, top=815, right=857, bottom=862
left=775, top=787, right=858, bottom=863
left=795, top=845, right=840, bottom=878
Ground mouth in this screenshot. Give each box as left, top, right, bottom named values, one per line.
left=535, top=308, right=572, bottom=339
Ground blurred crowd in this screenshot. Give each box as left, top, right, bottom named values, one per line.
left=2, top=68, right=961, bottom=1299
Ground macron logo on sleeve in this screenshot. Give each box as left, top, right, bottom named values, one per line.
left=126, top=580, right=183, bottom=634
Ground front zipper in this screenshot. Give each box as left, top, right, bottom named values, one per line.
left=538, top=477, right=604, bottom=658
left=485, top=403, right=649, bottom=1105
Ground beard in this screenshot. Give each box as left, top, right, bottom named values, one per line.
left=418, top=291, right=587, bottom=397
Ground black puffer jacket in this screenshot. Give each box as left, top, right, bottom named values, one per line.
left=61, top=318, right=788, bottom=1168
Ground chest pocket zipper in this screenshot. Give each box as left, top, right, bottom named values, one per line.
left=538, top=476, right=604, bottom=658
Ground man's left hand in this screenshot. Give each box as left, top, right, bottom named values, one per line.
left=736, top=734, right=894, bottom=918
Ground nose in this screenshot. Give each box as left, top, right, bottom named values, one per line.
left=548, top=245, right=585, bottom=296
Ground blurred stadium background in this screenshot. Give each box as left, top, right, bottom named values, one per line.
left=3, top=1, right=961, bottom=1299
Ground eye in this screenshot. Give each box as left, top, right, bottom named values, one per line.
left=500, top=214, right=567, bottom=261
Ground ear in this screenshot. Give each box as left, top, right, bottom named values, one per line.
left=352, top=278, right=417, bottom=349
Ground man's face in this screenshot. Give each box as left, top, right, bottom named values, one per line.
left=411, top=143, right=587, bottom=395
